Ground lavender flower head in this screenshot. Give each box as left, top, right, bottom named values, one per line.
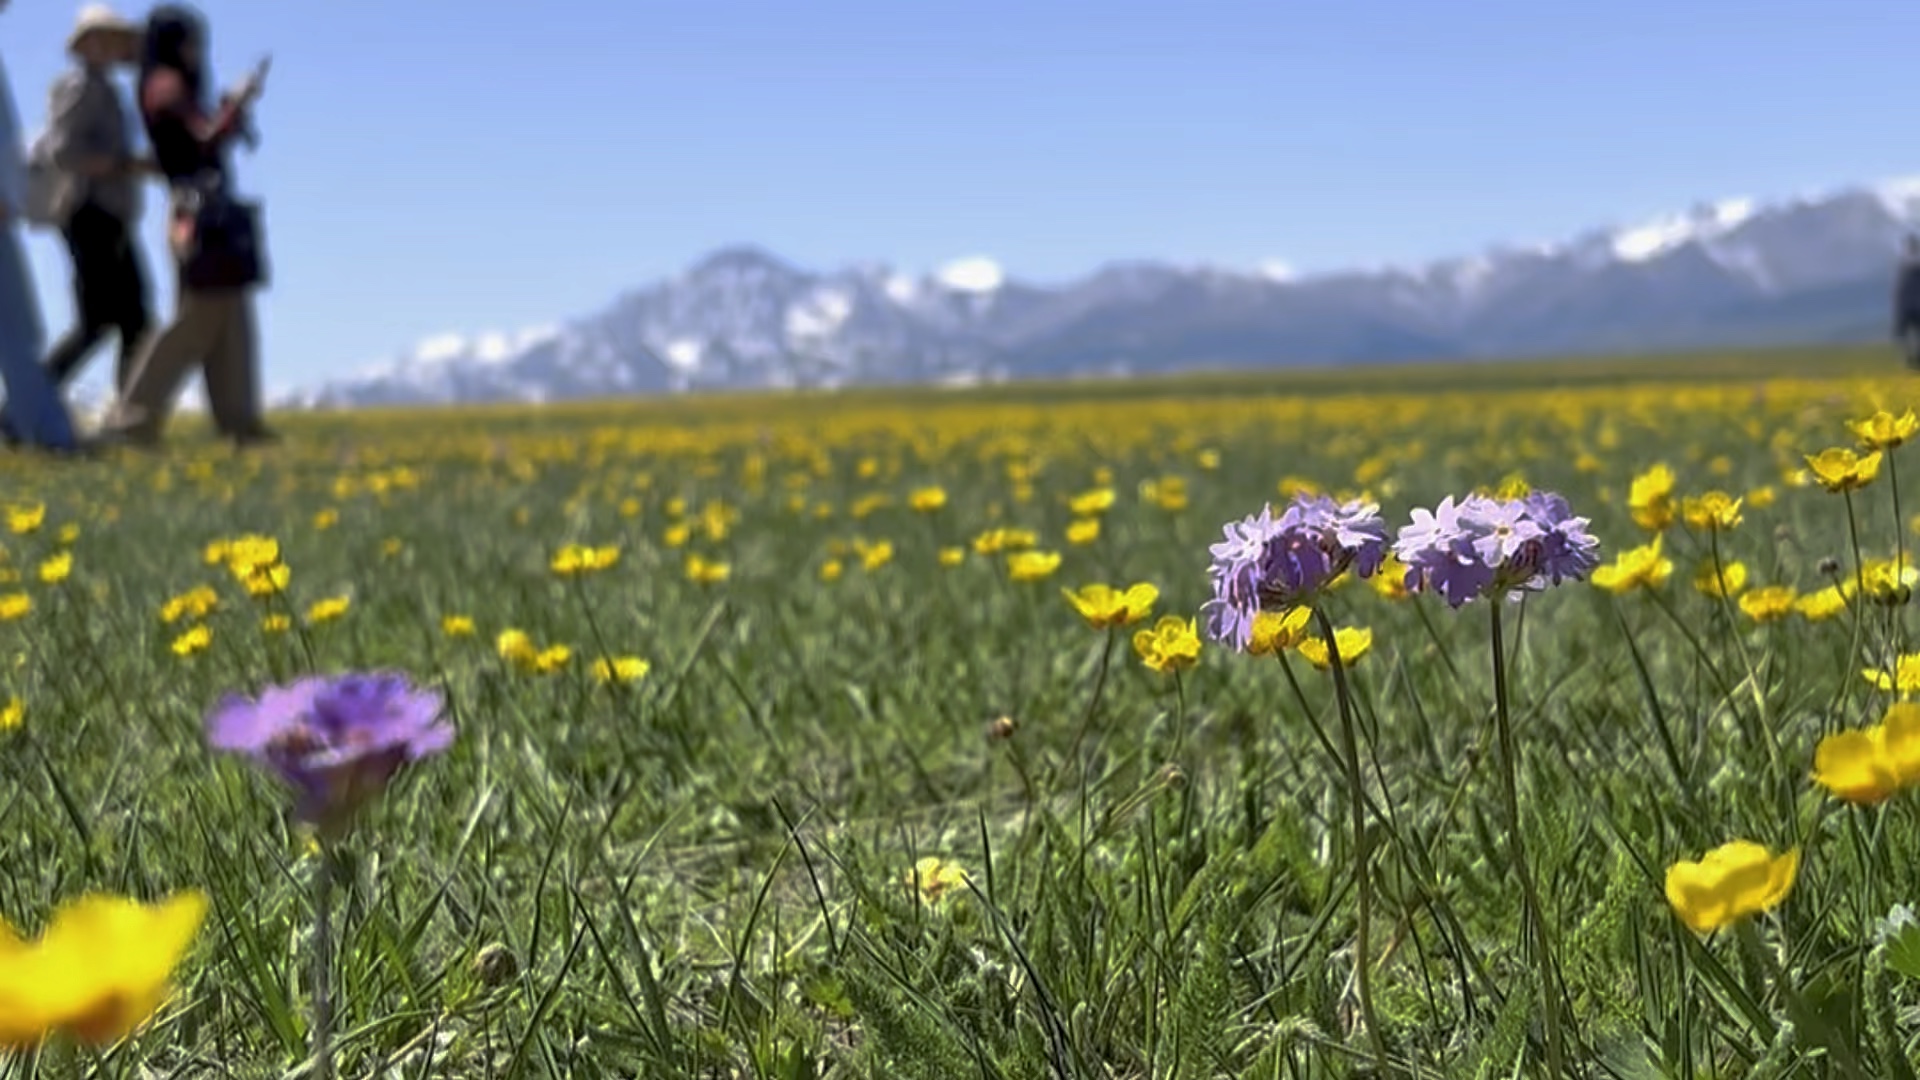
left=208, top=672, right=455, bottom=836
left=1202, top=493, right=1389, bottom=650
left=1391, top=490, right=1601, bottom=608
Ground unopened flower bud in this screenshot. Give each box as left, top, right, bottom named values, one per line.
left=987, top=715, right=1017, bottom=741
left=472, top=942, right=518, bottom=987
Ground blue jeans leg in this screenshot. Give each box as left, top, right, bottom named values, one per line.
left=0, top=226, right=76, bottom=450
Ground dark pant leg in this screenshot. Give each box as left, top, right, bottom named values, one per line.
left=43, top=204, right=150, bottom=392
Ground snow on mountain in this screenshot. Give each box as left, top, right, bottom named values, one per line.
left=1257, top=259, right=1298, bottom=283
left=282, top=176, right=1920, bottom=410
left=934, top=256, right=1005, bottom=293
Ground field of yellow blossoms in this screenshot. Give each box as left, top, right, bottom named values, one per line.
left=7, top=351, right=1920, bottom=1076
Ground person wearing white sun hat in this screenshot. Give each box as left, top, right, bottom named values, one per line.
left=37, top=4, right=154, bottom=400
left=0, top=0, right=82, bottom=451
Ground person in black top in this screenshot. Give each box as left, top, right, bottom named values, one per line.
left=97, top=3, right=274, bottom=447
left=1895, top=235, right=1920, bottom=371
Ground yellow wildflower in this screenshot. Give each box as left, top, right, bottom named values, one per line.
left=0, top=891, right=208, bottom=1050
left=592, top=656, right=651, bottom=684
left=1132, top=616, right=1201, bottom=674
left=4, top=502, right=44, bottom=535
left=686, top=554, right=731, bottom=585
left=1680, top=491, right=1743, bottom=530
left=1296, top=626, right=1373, bottom=670
left=1737, top=585, right=1796, bottom=623
left=855, top=539, right=893, bottom=571
left=1069, top=487, right=1115, bottom=516
left=1849, top=409, right=1920, bottom=451
left=1804, top=447, right=1883, bottom=493
left=1866, top=654, right=1920, bottom=695
left=1006, top=551, right=1062, bottom=582
left=36, top=552, right=70, bottom=585
left=1812, top=704, right=1920, bottom=805
left=903, top=856, right=969, bottom=905
left=160, top=587, right=218, bottom=624
left=306, top=597, right=350, bottom=624
left=1061, top=582, right=1158, bottom=630
left=171, top=625, right=210, bottom=656
left=1247, top=607, right=1313, bottom=656
left=1627, top=464, right=1676, bottom=531
left=1664, top=841, right=1798, bottom=935
left=1591, top=537, right=1673, bottom=593
left=1692, top=559, right=1747, bottom=598
left=550, top=544, right=621, bottom=576
left=1795, top=585, right=1848, bottom=621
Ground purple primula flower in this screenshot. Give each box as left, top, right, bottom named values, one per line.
left=1393, top=490, right=1601, bottom=608
left=1202, top=493, right=1389, bottom=650
left=209, top=671, right=455, bottom=836
left=1459, top=495, right=1546, bottom=568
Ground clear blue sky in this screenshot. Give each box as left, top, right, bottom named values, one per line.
left=3, top=0, right=1918, bottom=394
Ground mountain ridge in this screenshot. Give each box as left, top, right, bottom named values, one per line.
left=283, top=175, right=1920, bottom=409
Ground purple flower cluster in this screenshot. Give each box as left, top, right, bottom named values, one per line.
left=1391, top=491, right=1601, bottom=607
left=208, top=672, right=455, bottom=836
left=1203, top=494, right=1389, bottom=649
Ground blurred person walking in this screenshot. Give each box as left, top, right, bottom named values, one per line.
left=99, top=2, right=274, bottom=447
left=0, top=0, right=81, bottom=452
left=36, top=4, right=152, bottom=399
left=1897, top=234, right=1920, bottom=371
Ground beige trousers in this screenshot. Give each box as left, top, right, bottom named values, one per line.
left=102, top=284, right=262, bottom=441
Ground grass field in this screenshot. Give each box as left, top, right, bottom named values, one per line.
left=7, top=344, right=1920, bottom=1078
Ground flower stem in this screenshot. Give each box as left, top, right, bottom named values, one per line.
left=1489, top=603, right=1566, bottom=1080
left=1891, top=449, right=1908, bottom=658
left=312, top=842, right=337, bottom=1080
left=1063, top=627, right=1115, bottom=776
left=1838, top=490, right=1872, bottom=720
left=1312, top=608, right=1388, bottom=1071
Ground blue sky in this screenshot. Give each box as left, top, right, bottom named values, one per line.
left=3, top=0, right=1918, bottom=393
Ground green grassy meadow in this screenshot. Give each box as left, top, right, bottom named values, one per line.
left=6, top=343, right=1920, bottom=1077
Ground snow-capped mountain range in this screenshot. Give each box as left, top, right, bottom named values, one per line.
left=284, top=177, right=1920, bottom=409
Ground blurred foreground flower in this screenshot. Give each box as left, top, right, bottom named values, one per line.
left=0, top=891, right=207, bottom=1050
left=207, top=672, right=455, bottom=837
left=1664, top=840, right=1798, bottom=935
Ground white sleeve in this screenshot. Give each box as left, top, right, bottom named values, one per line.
left=0, top=54, right=27, bottom=214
